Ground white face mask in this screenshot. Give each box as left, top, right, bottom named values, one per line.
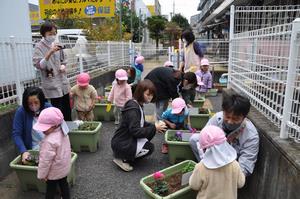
left=45, top=35, right=56, bottom=43
left=29, top=104, right=40, bottom=115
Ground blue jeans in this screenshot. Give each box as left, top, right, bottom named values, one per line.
left=155, top=99, right=169, bottom=120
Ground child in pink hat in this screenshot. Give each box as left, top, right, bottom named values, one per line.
left=195, top=58, right=212, bottom=98
left=108, top=69, right=132, bottom=125
left=189, top=125, right=245, bottom=199
left=70, top=72, right=98, bottom=121
left=161, top=98, right=190, bottom=153
left=33, top=107, right=71, bottom=199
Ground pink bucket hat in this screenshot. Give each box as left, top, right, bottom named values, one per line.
left=33, top=107, right=64, bottom=132
left=200, top=58, right=210, bottom=66
left=77, top=73, right=90, bottom=87
left=164, top=61, right=174, bottom=67
left=171, top=98, right=186, bottom=114
left=135, top=56, right=145, bottom=64
left=115, top=69, right=128, bottom=80
left=199, top=125, right=227, bottom=149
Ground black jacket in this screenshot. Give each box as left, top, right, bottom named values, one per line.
left=145, top=67, right=182, bottom=101
left=111, top=100, right=156, bottom=161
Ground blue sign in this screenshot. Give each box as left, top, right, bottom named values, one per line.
left=84, top=5, right=96, bottom=16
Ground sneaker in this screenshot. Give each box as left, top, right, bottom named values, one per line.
left=161, top=143, right=168, bottom=154
left=114, top=120, right=119, bottom=125
left=113, top=158, right=133, bottom=172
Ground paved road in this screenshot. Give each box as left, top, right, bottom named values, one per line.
left=1, top=57, right=223, bottom=199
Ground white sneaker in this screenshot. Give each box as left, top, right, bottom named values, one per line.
left=113, top=158, right=133, bottom=172
left=114, top=120, right=119, bottom=125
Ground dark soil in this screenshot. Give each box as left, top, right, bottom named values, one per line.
left=147, top=172, right=188, bottom=196
left=199, top=108, right=209, bottom=114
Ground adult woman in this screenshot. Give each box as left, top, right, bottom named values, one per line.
left=33, top=22, right=71, bottom=121
left=180, top=30, right=204, bottom=73
left=145, top=66, right=183, bottom=120
left=111, top=80, right=167, bottom=172
left=12, top=87, right=51, bottom=164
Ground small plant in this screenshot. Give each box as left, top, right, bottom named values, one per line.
left=169, top=131, right=183, bottom=141
left=152, top=171, right=169, bottom=196
left=182, top=162, right=195, bottom=173
left=75, top=123, right=98, bottom=131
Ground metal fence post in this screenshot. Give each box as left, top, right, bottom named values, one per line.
left=9, top=36, right=23, bottom=105
left=122, top=41, right=125, bottom=66
left=178, top=38, right=182, bottom=63
left=280, top=18, right=300, bottom=139
left=79, top=42, right=83, bottom=73
left=107, top=41, right=111, bottom=67
left=228, top=5, right=235, bottom=89
left=129, top=40, right=133, bottom=67
left=168, top=47, right=171, bottom=61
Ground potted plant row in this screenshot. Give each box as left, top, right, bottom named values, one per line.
left=189, top=108, right=211, bottom=130
left=93, top=97, right=115, bottom=121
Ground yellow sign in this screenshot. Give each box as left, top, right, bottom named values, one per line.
left=30, top=11, right=41, bottom=26
left=39, top=0, right=115, bottom=19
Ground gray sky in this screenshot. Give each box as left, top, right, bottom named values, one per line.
left=159, top=0, right=200, bottom=22
left=28, top=0, right=200, bottom=22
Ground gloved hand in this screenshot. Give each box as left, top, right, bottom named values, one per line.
left=74, top=120, right=84, bottom=126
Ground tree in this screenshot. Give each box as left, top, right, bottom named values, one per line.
left=121, top=6, right=145, bottom=42
left=171, top=14, right=191, bottom=31
left=164, top=22, right=182, bottom=47
left=147, top=15, right=167, bottom=48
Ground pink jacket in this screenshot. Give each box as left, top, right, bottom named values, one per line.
left=108, top=83, right=132, bottom=107
left=38, top=128, right=71, bottom=180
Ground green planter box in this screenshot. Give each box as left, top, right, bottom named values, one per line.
left=69, top=122, right=102, bottom=152
left=140, top=160, right=197, bottom=199
left=93, top=102, right=115, bottom=121
left=191, top=97, right=205, bottom=108
left=9, top=150, right=77, bottom=193
left=189, top=108, right=211, bottom=130
left=165, top=130, right=199, bottom=164
left=205, top=88, right=218, bottom=97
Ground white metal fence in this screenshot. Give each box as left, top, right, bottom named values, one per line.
left=0, top=39, right=138, bottom=108
left=229, top=5, right=300, bottom=143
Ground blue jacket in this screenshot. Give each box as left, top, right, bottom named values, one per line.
left=12, top=102, right=51, bottom=153
left=135, top=63, right=144, bottom=73
left=162, top=107, right=189, bottom=128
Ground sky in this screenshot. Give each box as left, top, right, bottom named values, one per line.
left=28, top=0, right=200, bottom=22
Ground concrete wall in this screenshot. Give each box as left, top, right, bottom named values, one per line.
left=238, top=108, right=300, bottom=199
left=0, top=71, right=115, bottom=178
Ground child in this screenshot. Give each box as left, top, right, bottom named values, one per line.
left=33, top=107, right=71, bottom=199
left=164, top=61, right=174, bottom=68
left=70, top=73, right=98, bottom=121
left=195, top=58, right=212, bottom=98
left=181, top=72, right=198, bottom=107
left=189, top=125, right=245, bottom=199
left=161, top=98, right=190, bottom=153
left=162, top=98, right=189, bottom=130
left=108, top=69, right=132, bottom=125
left=135, top=55, right=144, bottom=73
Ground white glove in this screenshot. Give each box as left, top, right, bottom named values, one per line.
left=60, top=65, right=66, bottom=73
left=74, top=120, right=84, bottom=126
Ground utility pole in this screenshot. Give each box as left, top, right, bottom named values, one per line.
left=138, top=8, right=141, bottom=43
left=119, top=0, right=123, bottom=39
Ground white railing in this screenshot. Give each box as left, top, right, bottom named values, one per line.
left=229, top=5, right=300, bottom=143
left=0, top=39, right=135, bottom=108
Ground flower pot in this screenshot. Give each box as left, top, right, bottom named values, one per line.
left=68, top=122, right=102, bottom=152
left=205, top=88, right=218, bottom=97
left=105, top=85, right=112, bottom=93
left=9, top=150, right=77, bottom=193
left=93, top=102, right=115, bottom=121
left=189, top=108, right=211, bottom=130
left=191, top=97, right=205, bottom=108
left=165, top=130, right=199, bottom=164
left=140, top=160, right=197, bottom=199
